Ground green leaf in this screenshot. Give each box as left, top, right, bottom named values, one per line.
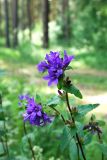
left=77, top=104, right=99, bottom=117
left=62, top=84, right=83, bottom=99
left=75, top=121, right=84, bottom=135
left=83, top=132, right=93, bottom=145
left=65, top=66, right=73, bottom=70
left=47, top=95, right=63, bottom=107
left=96, top=143, right=107, bottom=156
left=69, top=139, right=78, bottom=160
left=22, top=133, right=35, bottom=144
left=60, top=126, right=77, bottom=152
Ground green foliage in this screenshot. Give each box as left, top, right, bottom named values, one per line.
left=83, top=132, right=93, bottom=145
left=0, top=143, right=5, bottom=157
left=0, top=104, right=4, bottom=121
left=62, top=84, right=83, bottom=99
left=0, top=11, right=107, bottom=158
left=69, top=139, right=78, bottom=160
left=47, top=95, right=63, bottom=107
left=65, top=66, right=73, bottom=71
left=0, top=115, right=4, bottom=121
left=97, top=120, right=106, bottom=127
left=72, top=0, right=107, bottom=51
left=60, top=126, right=77, bottom=152
left=0, top=130, right=5, bottom=137
left=77, top=104, right=99, bottom=117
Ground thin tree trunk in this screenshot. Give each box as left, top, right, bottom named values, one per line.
left=0, top=0, right=2, bottom=36
left=42, top=0, right=49, bottom=48
left=27, top=0, right=32, bottom=40
left=4, top=0, right=10, bottom=47
left=62, top=0, right=71, bottom=41
left=21, top=0, right=25, bottom=40
left=12, top=0, right=18, bottom=47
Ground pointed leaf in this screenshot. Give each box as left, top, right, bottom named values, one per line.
left=63, top=84, right=83, bottom=99
left=77, top=104, right=99, bottom=117
left=47, top=95, right=63, bottom=107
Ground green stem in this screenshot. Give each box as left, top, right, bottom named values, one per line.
left=50, top=106, right=66, bottom=123
left=23, top=122, right=36, bottom=160
left=76, top=133, right=86, bottom=160
left=0, top=94, right=10, bottom=159
left=65, top=92, right=74, bottom=122
left=65, top=92, right=86, bottom=160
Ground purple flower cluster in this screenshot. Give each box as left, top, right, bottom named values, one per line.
left=19, top=95, right=53, bottom=126
left=37, top=51, right=74, bottom=86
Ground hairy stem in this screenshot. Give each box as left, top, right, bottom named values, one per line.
left=23, top=122, right=36, bottom=160
left=65, top=92, right=86, bottom=160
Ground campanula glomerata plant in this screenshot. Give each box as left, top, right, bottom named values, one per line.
left=19, top=51, right=107, bottom=160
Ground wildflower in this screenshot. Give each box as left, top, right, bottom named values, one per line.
left=37, top=50, right=74, bottom=86
left=18, top=95, right=53, bottom=126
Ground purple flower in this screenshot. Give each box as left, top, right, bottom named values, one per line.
left=37, top=50, right=74, bottom=86
left=19, top=95, right=25, bottom=101
left=18, top=95, right=53, bottom=126
left=18, top=94, right=30, bottom=101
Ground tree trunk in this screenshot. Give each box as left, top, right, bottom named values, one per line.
left=0, top=0, right=2, bottom=36
left=27, top=0, right=32, bottom=40
left=12, top=0, right=18, bottom=47
left=4, top=0, right=10, bottom=47
left=42, top=0, right=49, bottom=48
left=62, top=0, right=71, bottom=41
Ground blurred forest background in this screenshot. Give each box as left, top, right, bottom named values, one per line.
left=0, top=0, right=107, bottom=160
